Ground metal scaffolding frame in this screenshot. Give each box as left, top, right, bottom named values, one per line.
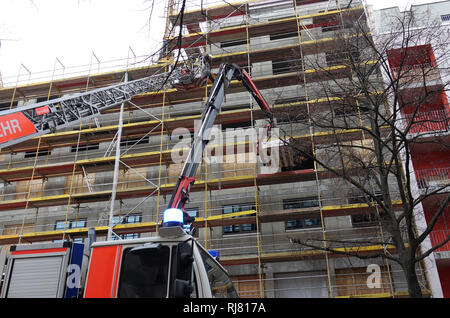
left=0, top=0, right=440, bottom=298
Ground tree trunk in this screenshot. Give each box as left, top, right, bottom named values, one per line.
left=404, top=263, right=423, bottom=298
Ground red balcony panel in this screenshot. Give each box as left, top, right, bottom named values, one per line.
left=429, top=230, right=450, bottom=252
left=437, top=265, right=450, bottom=298
left=415, top=167, right=450, bottom=189
left=411, top=142, right=450, bottom=171
left=422, top=197, right=450, bottom=252
left=387, top=44, right=436, bottom=70
left=405, top=109, right=450, bottom=134
left=400, top=88, right=449, bottom=114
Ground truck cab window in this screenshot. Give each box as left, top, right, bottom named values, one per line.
left=198, top=247, right=239, bottom=298
left=118, top=245, right=170, bottom=298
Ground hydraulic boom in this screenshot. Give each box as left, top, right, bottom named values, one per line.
left=164, top=62, right=273, bottom=228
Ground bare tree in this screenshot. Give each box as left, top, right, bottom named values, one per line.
left=276, top=7, right=450, bottom=297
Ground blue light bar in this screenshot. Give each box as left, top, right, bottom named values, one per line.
left=208, top=250, right=220, bottom=260
left=162, top=208, right=184, bottom=228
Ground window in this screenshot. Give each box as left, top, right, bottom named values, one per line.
left=223, top=203, right=256, bottom=235
left=113, top=214, right=142, bottom=225
left=198, top=245, right=239, bottom=298
left=348, top=191, right=384, bottom=227
left=0, top=101, right=17, bottom=111
left=351, top=212, right=379, bottom=227
left=325, top=51, right=344, bottom=66
left=36, top=95, right=58, bottom=103
left=54, top=219, right=87, bottom=243
left=347, top=191, right=383, bottom=205
left=283, top=197, right=319, bottom=210
left=185, top=208, right=198, bottom=219
left=24, top=149, right=51, bottom=158
left=325, top=50, right=360, bottom=67
left=121, top=136, right=149, bottom=147
left=270, top=31, right=298, bottom=41
left=272, top=59, right=299, bottom=75
left=71, top=143, right=99, bottom=153
left=279, top=146, right=314, bottom=172
left=322, top=23, right=341, bottom=33
left=112, top=214, right=142, bottom=240
left=283, top=198, right=321, bottom=231
left=441, top=14, right=450, bottom=24
left=286, top=218, right=321, bottom=230
left=220, top=39, right=247, bottom=48
left=118, top=245, right=171, bottom=298
left=221, top=120, right=252, bottom=130
left=55, top=219, right=87, bottom=230
left=183, top=209, right=199, bottom=236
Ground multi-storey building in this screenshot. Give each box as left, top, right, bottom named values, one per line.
left=0, top=0, right=448, bottom=298
left=368, top=0, right=450, bottom=298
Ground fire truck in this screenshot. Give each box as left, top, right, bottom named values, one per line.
left=0, top=55, right=274, bottom=298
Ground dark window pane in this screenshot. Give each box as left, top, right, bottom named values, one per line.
left=118, top=246, right=170, bottom=298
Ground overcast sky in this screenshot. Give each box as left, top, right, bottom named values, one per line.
left=0, top=0, right=443, bottom=86
left=0, top=0, right=166, bottom=85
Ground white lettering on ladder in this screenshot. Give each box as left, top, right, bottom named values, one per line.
left=0, top=119, right=22, bottom=138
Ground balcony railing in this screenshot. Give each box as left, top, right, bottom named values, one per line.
left=429, top=229, right=450, bottom=252
left=415, top=167, right=450, bottom=190
left=391, top=62, right=442, bottom=86
left=390, top=62, right=437, bottom=74
left=403, top=109, right=450, bottom=134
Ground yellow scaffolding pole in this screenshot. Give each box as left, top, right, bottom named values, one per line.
left=18, top=60, right=56, bottom=243
left=155, top=91, right=167, bottom=233
left=62, top=54, right=97, bottom=241
left=61, top=127, right=82, bottom=242
left=203, top=0, right=211, bottom=249
left=294, top=0, right=333, bottom=297
left=243, top=0, right=265, bottom=298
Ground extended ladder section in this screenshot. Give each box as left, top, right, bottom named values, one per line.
left=0, top=59, right=208, bottom=149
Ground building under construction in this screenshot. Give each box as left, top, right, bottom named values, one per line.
left=0, top=0, right=449, bottom=298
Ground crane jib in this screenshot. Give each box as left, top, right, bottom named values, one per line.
left=0, top=112, right=37, bottom=145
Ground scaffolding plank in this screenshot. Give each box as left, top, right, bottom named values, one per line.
left=0, top=63, right=167, bottom=104
left=0, top=124, right=387, bottom=182
left=167, top=6, right=364, bottom=50
left=131, top=64, right=357, bottom=109
left=219, top=244, right=398, bottom=266
left=0, top=107, right=254, bottom=153
left=0, top=171, right=318, bottom=212
left=169, top=0, right=246, bottom=26
left=0, top=200, right=404, bottom=246
left=211, top=36, right=361, bottom=67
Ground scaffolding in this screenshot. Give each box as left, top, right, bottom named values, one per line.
left=0, top=0, right=439, bottom=298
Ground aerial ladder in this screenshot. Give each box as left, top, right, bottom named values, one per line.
left=0, top=55, right=274, bottom=298
left=0, top=55, right=211, bottom=149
